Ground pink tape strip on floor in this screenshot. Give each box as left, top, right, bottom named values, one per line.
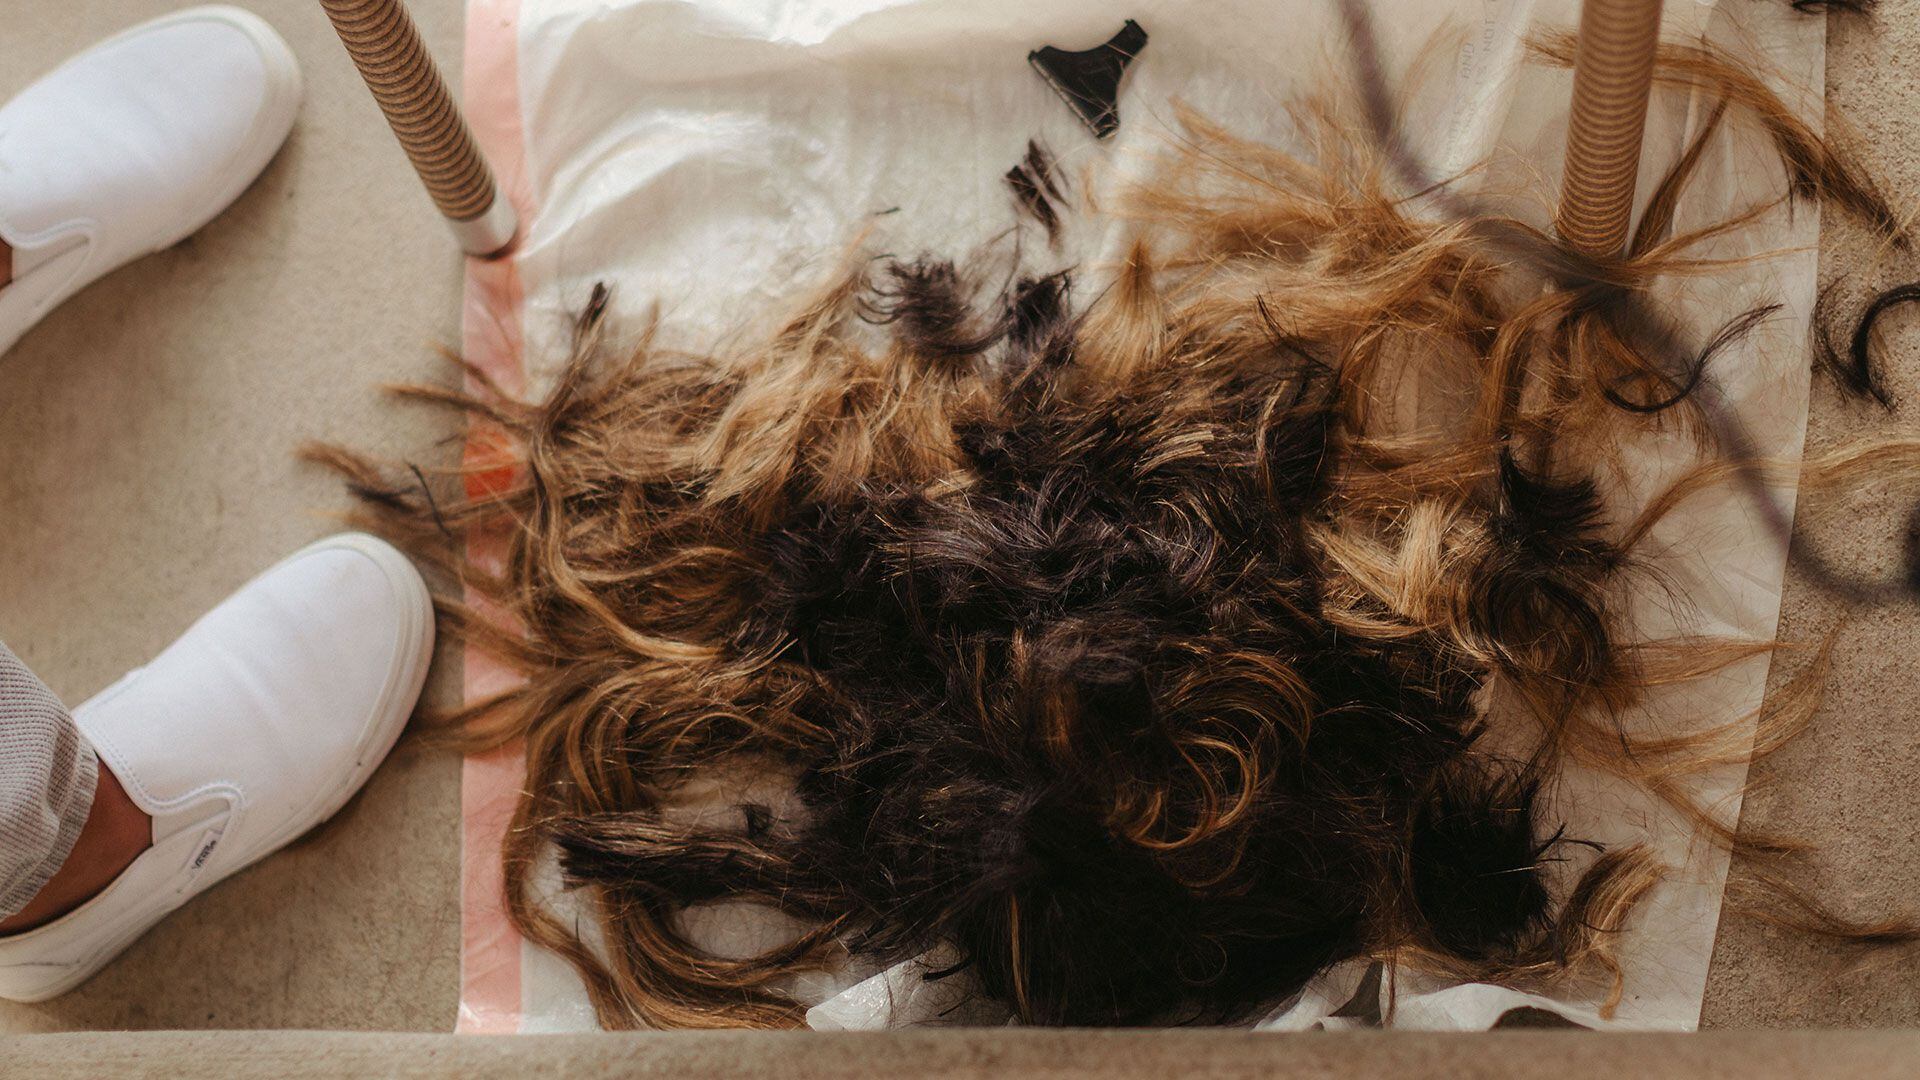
left=456, top=0, right=530, bottom=1035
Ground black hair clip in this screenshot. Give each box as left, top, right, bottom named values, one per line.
left=1028, top=20, right=1148, bottom=139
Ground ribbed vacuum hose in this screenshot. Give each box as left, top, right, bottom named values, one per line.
left=1555, top=0, right=1666, bottom=257
left=319, top=0, right=517, bottom=256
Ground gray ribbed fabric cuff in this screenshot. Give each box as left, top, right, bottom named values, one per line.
left=0, top=642, right=97, bottom=921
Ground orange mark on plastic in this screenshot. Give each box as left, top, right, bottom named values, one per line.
left=463, top=421, right=522, bottom=501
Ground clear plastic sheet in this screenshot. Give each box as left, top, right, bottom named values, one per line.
left=461, top=0, right=1826, bottom=1032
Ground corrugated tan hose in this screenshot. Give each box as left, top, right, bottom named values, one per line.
left=319, top=0, right=517, bottom=257
left=1556, top=0, right=1666, bottom=257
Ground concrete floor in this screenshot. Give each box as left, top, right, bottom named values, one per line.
left=0, top=0, right=1917, bottom=1036
left=1700, top=1, right=1920, bottom=1028
left=14, top=1030, right=1920, bottom=1079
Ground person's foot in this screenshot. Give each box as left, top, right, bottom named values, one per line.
left=0, top=534, right=434, bottom=1002
left=0, top=762, right=150, bottom=936
left=0, top=6, right=301, bottom=356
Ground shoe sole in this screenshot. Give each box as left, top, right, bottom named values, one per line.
left=0, top=533, right=435, bottom=1003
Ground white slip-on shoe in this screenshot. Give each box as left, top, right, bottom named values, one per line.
left=0, top=534, right=434, bottom=1003
left=0, top=5, right=302, bottom=357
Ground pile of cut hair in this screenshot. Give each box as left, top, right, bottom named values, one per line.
left=313, top=32, right=1920, bottom=1028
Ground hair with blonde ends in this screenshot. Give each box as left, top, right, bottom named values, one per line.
left=313, top=34, right=1920, bottom=1028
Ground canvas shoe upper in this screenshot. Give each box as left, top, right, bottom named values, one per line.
left=0, top=534, right=434, bottom=1003
left=0, top=6, right=302, bottom=357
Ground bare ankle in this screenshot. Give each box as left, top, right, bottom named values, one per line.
left=0, top=763, right=151, bottom=934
